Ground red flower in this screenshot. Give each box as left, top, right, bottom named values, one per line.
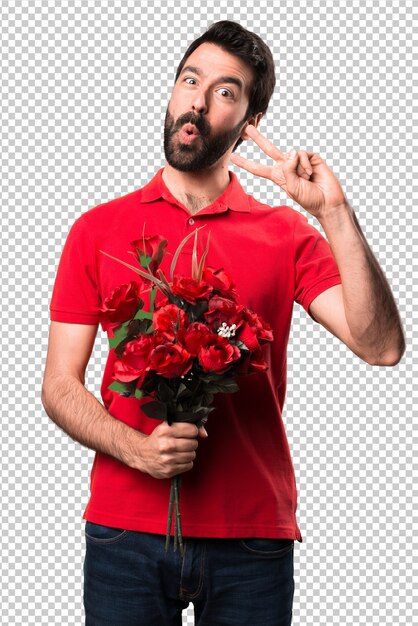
left=171, top=275, right=213, bottom=304
left=202, top=266, right=238, bottom=301
left=99, top=281, right=144, bottom=331
left=237, top=309, right=274, bottom=350
left=235, top=347, right=268, bottom=375
left=113, top=335, right=154, bottom=385
left=248, top=347, right=269, bottom=372
left=198, top=334, right=241, bottom=374
left=129, top=234, right=168, bottom=276
left=149, top=343, right=193, bottom=378
left=236, top=322, right=259, bottom=350
left=152, top=330, right=173, bottom=347
left=244, top=309, right=274, bottom=342
left=177, top=322, right=212, bottom=355
left=153, top=304, right=189, bottom=340
left=204, top=295, right=245, bottom=334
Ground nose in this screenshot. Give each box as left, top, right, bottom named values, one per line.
left=191, top=89, right=208, bottom=115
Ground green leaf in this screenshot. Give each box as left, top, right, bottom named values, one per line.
left=189, top=300, right=209, bottom=321
left=149, top=286, right=157, bottom=313
left=108, top=380, right=134, bottom=396
left=176, top=382, right=191, bottom=399
left=234, top=340, right=249, bottom=351
left=198, top=372, right=224, bottom=383
left=141, top=400, right=167, bottom=420
left=133, top=309, right=153, bottom=321
left=205, top=378, right=240, bottom=394
left=134, top=388, right=144, bottom=399
left=157, top=379, right=176, bottom=403
left=192, top=406, right=216, bottom=419
left=108, top=320, right=131, bottom=348
left=140, top=253, right=153, bottom=268
left=199, top=391, right=214, bottom=406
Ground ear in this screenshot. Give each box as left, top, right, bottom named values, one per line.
left=240, top=112, right=263, bottom=140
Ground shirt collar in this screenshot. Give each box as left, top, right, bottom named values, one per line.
left=138, top=166, right=252, bottom=214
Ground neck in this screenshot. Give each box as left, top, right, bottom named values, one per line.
left=162, top=161, right=232, bottom=215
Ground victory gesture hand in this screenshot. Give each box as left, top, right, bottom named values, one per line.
left=230, top=125, right=348, bottom=220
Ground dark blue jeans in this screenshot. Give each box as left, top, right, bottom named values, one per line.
left=83, top=521, right=295, bottom=625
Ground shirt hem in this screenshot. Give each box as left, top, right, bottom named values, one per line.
left=82, top=509, right=303, bottom=542
left=300, top=273, right=342, bottom=315
left=50, top=308, right=100, bottom=324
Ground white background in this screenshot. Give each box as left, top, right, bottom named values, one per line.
left=1, top=0, right=417, bottom=624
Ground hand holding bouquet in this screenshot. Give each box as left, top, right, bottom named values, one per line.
left=99, top=225, right=273, bottom=557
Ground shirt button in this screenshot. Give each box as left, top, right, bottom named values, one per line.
left=188, top=218, right=195, bottom=225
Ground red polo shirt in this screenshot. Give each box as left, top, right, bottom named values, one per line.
left=49, top=167, right=342, bottom=542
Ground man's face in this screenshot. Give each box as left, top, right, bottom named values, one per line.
left=164, top=42, right=255, bottom=172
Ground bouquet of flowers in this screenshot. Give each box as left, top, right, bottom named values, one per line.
left=99, top=224, right=273, bottom=557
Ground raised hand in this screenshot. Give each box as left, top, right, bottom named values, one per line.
left=230, top=124, right=348, bottom=220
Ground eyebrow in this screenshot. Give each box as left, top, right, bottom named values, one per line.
left=180, top=65, right=244, bottom=91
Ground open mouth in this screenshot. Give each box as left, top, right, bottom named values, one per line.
left=178, top=124, right=201, bottom=144
left=182, top=123, right=200, bottom=136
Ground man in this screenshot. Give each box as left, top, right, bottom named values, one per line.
left=41, top=20, right=405, bottom=626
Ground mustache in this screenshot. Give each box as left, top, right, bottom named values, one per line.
left=174, top=112, right=210, bottom=136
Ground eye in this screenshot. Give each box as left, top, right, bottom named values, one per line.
left=184, top=77, right=197, bottom=85
left=217, top=88, right=233, bottom=98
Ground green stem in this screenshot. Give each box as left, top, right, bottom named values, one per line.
left=165, top=475, right=185, bottom=558
left=165, top=478, right=175, bottom=552
left=173, top=475, right=184, bottom=557
left=175, top=476, right=184, bottom=557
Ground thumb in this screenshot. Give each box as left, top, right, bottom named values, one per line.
left=198, top=426, right=209, bottom=437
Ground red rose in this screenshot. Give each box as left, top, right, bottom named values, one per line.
left=149, top=343, right=193, bottom=378
left=152, top=330, right=173, bottom=347
left=236, top=309, right=274, bottom=350
left=198, top=334, right=241, bottom=374
left=202, top=266, right=238, bottom=301
left=177, top=322, right=211, bottom=355
left=243, top=309, right=274, bottom=342
left=129, top=234, right=168, bottom=276
left=235, top=346, right=268, bottom=375
left=233, top=315, right=261, bottom=350
left=248, top=347, right=269, bottom=372
left=153, top=304, right=189, bottom=340
left=99, top=281, right=144, bottom=331
left=113, top=335, right=154, bottom=385
left=204, top=295, right=245, bottom=334
left=171, top=275, right=213, bottom=304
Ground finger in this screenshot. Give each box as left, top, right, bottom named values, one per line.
left=299, top=171, right=311, bottom=180
left=170, top=423, right=199, bottom=437
left=230, top=153, right=272, bottom=180
left=298, top=150, right=313, bottom=174
left=245, top=125, right=285, bottom=161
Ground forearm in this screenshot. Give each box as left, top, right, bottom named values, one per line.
left=41, top=375, right=146, bottom=470
left=318, top=202, right=405, bottom=363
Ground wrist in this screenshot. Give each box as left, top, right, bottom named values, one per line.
left=317, top=200, right=354, bottom=229
left=122, top=426, right=148, bottom=471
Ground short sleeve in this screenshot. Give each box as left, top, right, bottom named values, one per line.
left=49, top=215, right=102, bottom=324
left=293, top=212, right=342, bottom=318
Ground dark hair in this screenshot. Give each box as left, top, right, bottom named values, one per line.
left=174, top=20, right=276, bottom=150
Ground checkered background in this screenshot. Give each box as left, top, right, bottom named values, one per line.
left=1, top=0, right=416, bottom=624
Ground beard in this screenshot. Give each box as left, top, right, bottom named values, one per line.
left=163, top=107, right=247, bottom=172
